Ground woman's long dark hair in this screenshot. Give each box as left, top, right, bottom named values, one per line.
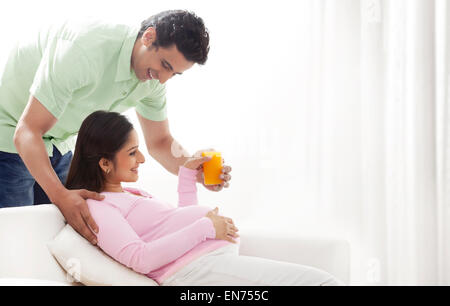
left=65, top=111, right=134, bottom=193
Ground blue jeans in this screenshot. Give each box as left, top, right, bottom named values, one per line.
left=0, top=146, right=73, bottom=208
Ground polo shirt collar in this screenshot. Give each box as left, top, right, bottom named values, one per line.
left=115, top=26, right=140, bottom=82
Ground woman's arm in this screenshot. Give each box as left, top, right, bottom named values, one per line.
left=88, top=200, right=216, bottom=274
left=177, top=166, right=199, bottom=206
left=177, top=155, right=212, bottom=206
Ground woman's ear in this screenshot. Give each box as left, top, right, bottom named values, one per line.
left=98, top=158, right=111, bottom=174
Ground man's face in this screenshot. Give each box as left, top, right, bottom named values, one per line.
left=131, top=27, right=194, bottom=84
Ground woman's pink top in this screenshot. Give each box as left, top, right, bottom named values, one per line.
left=86, top=166, right=232, bottom=284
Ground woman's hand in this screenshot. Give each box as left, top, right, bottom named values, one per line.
left=190, top=148, right=232, bottom=192
left=206, top=207, right=239, bottom=243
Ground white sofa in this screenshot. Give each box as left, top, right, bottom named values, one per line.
left=0, top=204, right=350, bottom=285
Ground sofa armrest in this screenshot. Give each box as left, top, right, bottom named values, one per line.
left=0, top=204, right=68, bottom=283
left=238, top=231, right=350, bottom=284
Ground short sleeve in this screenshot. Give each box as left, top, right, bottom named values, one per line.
left=30, top=38, right=95, bottom=119
left=135, top=80, right=167, bottom=122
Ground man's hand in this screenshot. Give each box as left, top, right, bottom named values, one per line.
left=54, top=189, right=105, bottom=245
left=183, top=155, right=212, bottom=170
left=192, top=149, right=232, bottom=192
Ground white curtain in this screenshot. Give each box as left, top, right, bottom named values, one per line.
left=1, top=0, right=448, bottom=285
left=280, top=0, right=447, bottom=285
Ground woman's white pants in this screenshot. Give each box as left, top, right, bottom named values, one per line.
left=162, top=244, right=344, bottom=286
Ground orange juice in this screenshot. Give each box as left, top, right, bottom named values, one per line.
left=201, top=151, right=223, bottom=185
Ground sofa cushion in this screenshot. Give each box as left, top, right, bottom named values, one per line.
left=47, top=224, right=158, bottom=286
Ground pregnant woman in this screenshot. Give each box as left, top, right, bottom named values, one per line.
left=65, top=111, right=343, bottom=286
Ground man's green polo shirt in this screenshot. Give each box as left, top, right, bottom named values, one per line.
left=0, top=18, right=167, bottom=156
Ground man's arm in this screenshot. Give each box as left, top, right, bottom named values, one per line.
left=136, top=112, right=190, bottom=175
left=14, top=95, right=103, bottom=244
left=14, top=96, right=64, bottom=201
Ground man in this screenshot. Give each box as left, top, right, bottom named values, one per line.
left=0, top=10, right=232, bottom=245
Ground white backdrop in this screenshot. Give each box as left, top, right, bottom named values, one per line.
left=0, top=0, right=448, bottom=285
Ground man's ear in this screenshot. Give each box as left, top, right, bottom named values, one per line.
left=142, top=27, right=157, bottom=47
left=98, top=158, right=111, bottom=173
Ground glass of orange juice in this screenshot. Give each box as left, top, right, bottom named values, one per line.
left=201, top=151, right=223, bottom=185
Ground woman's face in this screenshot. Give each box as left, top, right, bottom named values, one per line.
left=100, top=129, right=146, bottom=183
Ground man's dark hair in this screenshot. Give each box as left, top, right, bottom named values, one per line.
left=65, top=111, right=134, bottom=193
left=138, top=10, right=210, bottom=65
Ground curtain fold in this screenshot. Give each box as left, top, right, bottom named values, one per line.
left=436, top=0, right=450, bottom=286
left=360, top=0, right=386, bottom=285
left=383, top=0, right=438, bottom=285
